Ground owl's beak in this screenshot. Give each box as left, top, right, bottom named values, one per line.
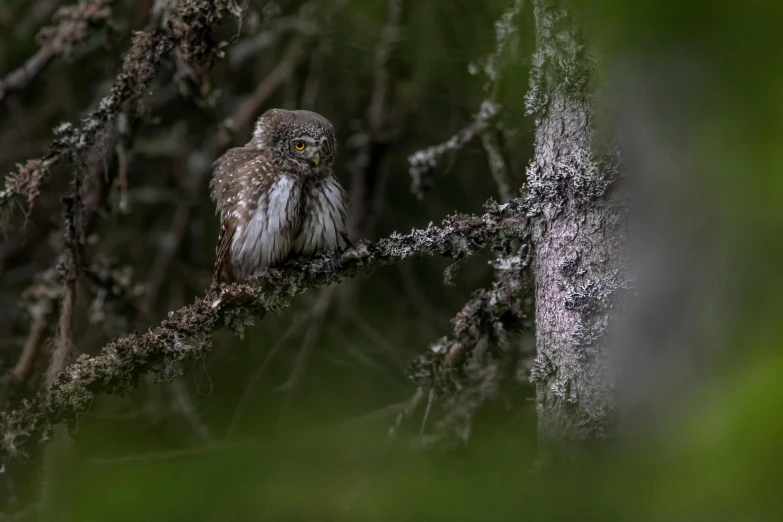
left=310, top=151, right=320, bottom=167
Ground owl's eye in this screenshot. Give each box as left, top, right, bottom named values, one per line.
left=294, top=141, right=306, bottom=151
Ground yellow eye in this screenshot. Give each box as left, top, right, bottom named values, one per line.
left=294, top=141, right=306, bottom=151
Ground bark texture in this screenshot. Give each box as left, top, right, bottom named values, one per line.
left=526, top=0, right=624, bottom=450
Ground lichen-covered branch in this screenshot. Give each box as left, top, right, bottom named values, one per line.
left=408, top=0, right=524, bottom=199
left=408, top=103, right=497, bottom=199
left=401, top=0, right=529, bottom=446
left=0, top=199, right=528, bottom=466
left=10, top=270, right=60, bottom=384
left=406, top=244, right=533, bottom=447
left=0, top=0, right=233, bottom=228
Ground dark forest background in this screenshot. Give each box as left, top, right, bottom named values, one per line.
left=0, top=0, right=782, bottom=520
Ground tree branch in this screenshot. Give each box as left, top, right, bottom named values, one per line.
left=44, top=180, right=83, bottom=388
left=0, top=198, right=528, bottom=466
left=398, top=0, right=530, bottom=446
left=0, top=0, right=232, bottom=228
left=406, top=243, right=533, bottom=447
left=408, top=0, right=524, bottom=200
left=0, top=0, right=115, bottom=102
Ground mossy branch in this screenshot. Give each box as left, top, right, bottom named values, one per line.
left=0, top=198, right=528, bottom=467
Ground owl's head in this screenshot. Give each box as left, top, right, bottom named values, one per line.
left=252, top=109, right=337, bottom=173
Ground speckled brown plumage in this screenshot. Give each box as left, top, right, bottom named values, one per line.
left=210, top=109, right=349, bottom=283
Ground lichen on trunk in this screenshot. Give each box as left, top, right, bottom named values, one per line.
left=525, top=0, right=625, bottom=451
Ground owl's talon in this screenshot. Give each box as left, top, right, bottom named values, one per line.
left=267, top=267, right=281, bottom=278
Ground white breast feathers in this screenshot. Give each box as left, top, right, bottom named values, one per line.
left=293, top=176, right=349, bottom=255
left=231, top=175, right=301, bottom=278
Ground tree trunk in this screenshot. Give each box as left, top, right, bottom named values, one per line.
left=526, top=0, right=624, bottom=453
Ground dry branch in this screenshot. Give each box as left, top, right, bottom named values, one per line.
left=0, top=198, right=528, bottom=467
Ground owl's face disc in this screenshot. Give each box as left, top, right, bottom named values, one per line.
left=253, top=109, right=337, bottom=175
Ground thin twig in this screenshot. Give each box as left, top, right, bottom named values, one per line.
left=88, top=439, right=254, bottom=465
left=226, top=313, right=306, bottom=437
left=11, top=308, right=51, bottom=383
left=405, top=244, right=534, bottom=446
left=481, top=126, right=514, bottom=202
left=408, top=0, right=525, bottom=199
left=344, top=306, right=407, bottom=371
left=141, top=172, right=201, bottom=316
left=16, top=115, right=122, bottom=390
left=408, top=112, right=494, bottom=199
left=396, top=261, right=444, bottom=334
left=38, top=176, right=86, bottom=522
left=347, top=0, right=404, bottom=239
left=420, top=387, right=434, bottom=435
left=332, top=395, right=416, bottom=432
left=169, top=375, right=214, bottom=443
left=388, top=387, right=426, bottom=439
left=220, top=38, right=308, bottom=144
left=276, top=286, right=337, bottom=428
left=0, top=0, right=115, bottom=102
left=44, top=178, right=83, bottom=388
left=0, top=0, right=230, bottom=227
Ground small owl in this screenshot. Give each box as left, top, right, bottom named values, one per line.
left=210, top=109, right=350, bottom=283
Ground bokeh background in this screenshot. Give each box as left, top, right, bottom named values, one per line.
left=0, top=0, right=782, bottom=520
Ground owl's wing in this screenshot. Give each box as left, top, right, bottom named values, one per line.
left=336, top=179, right=351, bottom=245
left=210, top=147, right=304, bottom=283
left=210, top=147, right=257, bottom=284
left=330, top=178, right=351, bottom=246
left=214, top=220, right=236, bottom=284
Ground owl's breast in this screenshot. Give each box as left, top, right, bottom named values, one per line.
left=293, top=175, right=349, bottom=255
left=231, top=174, right=303, bottom=277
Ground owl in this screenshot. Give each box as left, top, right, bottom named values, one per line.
left=209, top=109, right=350, bottom=283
